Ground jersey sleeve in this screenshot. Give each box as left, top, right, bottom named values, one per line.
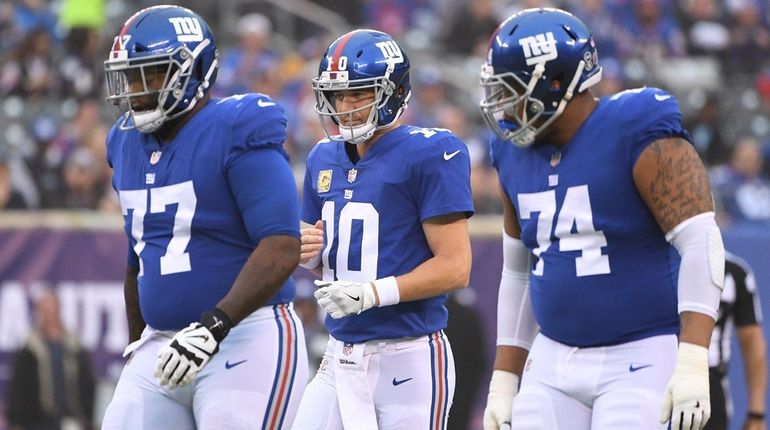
left=227, top=148, right=300, bottom=243
left=731, top=259, right=764, bottom=326
left=300, top=144, right=323, bottom=224
left=413, top=133, right=475, bottom=221
left=223, top=93, right=289, bottom=168
left=629, top=88, right=692, bottom=166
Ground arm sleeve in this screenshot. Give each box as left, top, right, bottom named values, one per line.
left=497, top=232, right=539, bottom=349
left=416, top=136, right=475, bottom=221
left=227, top=148, right=300, bottom=243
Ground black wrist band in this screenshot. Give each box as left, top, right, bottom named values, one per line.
left=748, top=411, right=765, bottom=420
left=200, top=308, right=233, bottom=343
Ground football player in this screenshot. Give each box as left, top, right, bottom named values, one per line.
left=291, top=30, right=474, bottom=430
left=480, top=8, right=724, bottom=430
left=100, top=6, right=307, bottom=429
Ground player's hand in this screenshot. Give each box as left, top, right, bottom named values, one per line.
left=300, top=220, right=324, bottom=267
left=313, top=280, right=376, bottom=318
left=659, top=342, right=711, bottom=430
left=155, top=309, right=232, bottom=389
left=483, top=370, right=519, bottom=430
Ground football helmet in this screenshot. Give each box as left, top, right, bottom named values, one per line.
left=104, top=5, right=218, bottom=133
left=312, top=29, right=411, bottom=144
left=480, top=8, right=602, bottom=147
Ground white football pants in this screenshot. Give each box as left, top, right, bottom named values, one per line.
left=511, top=333, right=677, bottom=430
left=291, top=331, right=455, bottom=430
left=102, top=303, right=308, bottom=430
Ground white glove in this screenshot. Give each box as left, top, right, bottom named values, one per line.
left=483, top=370, right=519, bottom=430
left=659, top=342, right=711, bottom=430
left=155, top=309, right=231, bottom=389
left=314, top=280, right=377, bottom=319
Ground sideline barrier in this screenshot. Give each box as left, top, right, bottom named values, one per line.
left=0, top=212, right=767, bottom=430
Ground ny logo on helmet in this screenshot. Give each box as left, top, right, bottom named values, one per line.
left=519, top=32, right=557, bottom=65
left=168, top=17, right=203, bottom=42
left=375, top=41, right=404, bottom=64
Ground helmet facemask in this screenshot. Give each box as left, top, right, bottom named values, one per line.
left=312, top=67, right=401, bottom=144
left=105, top=39, right=216, bottom=133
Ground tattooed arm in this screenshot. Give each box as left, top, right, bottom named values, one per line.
left=632, top=137, right=716, bottom=347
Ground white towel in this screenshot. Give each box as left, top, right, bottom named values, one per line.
left=333, top=341, right=378, bottom=429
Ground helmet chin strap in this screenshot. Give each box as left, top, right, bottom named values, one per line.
left=339, top=122, right=376, bottom=144
left=132, top=108, right=165, bottom=133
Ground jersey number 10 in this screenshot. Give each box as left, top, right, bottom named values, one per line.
left=320, top=201, right=379, bottom=282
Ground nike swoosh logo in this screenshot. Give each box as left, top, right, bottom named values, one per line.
left=225, top=359, right=247, bottom=369
left=344, top=293, right=360, bottom=301
left=654, top=94, right=671, bottom=101
left=629, top=363, right=653, bottom=372
left=392, top=377, right=413, bottom=386
left=257, top=99, right=276, bottom=107
left=443, top=150, right=461, bottom=160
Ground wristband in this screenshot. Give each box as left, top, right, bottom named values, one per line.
left=299, top=254, right=321, bottom=270
left=748, top=411, right=765, bottom=421
left=200, top=308, right=233, bottom=342
left=372, top=276, right=400, bottom=307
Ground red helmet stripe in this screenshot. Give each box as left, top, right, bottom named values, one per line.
left=330, top=30, right=359, bottom=71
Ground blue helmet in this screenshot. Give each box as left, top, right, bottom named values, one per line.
left=480, top=8, right=602, bottom=147
left=104, top=5, right=218, bottom=133
left=312, top=29, right=411, bottom=144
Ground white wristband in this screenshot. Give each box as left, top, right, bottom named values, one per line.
left=373, top=276, right=400, bottom=307
left=299, top=254, right=321, bottom=270
left=489, top=369, right=519, bottom=396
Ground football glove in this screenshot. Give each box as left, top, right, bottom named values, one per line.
left=659, top=342, right=711, bottom=430
left=155, top=308, right=232, bottom=389
left=483, top=370, right=519, bottom=430
left=313, top=280, right=376, bottom=319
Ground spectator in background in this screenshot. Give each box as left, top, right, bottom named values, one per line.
left=61, top=145, right=104, bottom=209
left=0, top=27, right=58, bottom=98
left=214, top=13, right=279, bottom=97
left=711, top=136, right=770, bottom=224
left=705, top=252, right=767, bottom=430
left=622, top=0, right=687, bottom=59
left=725, top=0, right=770, bottom=77
left=679, top=0, right=730, bottom=57
left=59, top=27, right=103, bottom=99
left=6, top=289, right=95, bottom=430
left=442, top=0, right=498, bottom=56
left=685, top=93, right=729, bottom=165
left=0, top=150, right=27, bottom=209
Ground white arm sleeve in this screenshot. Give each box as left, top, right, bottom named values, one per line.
left=497, top=232, right=539, bottom=349
left=665, top=212, right=724, bottom=320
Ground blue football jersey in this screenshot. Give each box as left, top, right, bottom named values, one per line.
left=301, top=125, right=474, bottom=343
left=491, top=87, right=690, bottom=347
left=107, top=93, right=299, bottom=331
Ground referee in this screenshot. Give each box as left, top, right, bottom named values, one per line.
left=706, top=252, right=767, bottom=430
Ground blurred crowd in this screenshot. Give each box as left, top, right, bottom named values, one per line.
left=1, top=0, right=770, bottom=226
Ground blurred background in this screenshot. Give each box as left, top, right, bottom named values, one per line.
left=0, top=0, right=769, bottom=429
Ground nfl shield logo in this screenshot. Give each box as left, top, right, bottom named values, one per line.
left=347, top=168, right=357, bottom=183
left=343, top=343, right=353, bottom=356
left=550, top=151, right=561, bottom=167
left=150, top=151, right=162, bottom=165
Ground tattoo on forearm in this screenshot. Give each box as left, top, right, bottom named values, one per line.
left=646, top=139, right=713, bottom=232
